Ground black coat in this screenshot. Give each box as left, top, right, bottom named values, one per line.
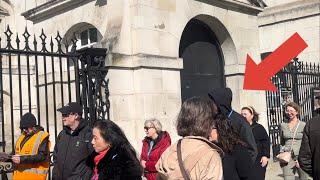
left=222, top=144, right=254, bottom=180
left=52, top=120, right=94, bottom=180
left=299, top=115, right=320, bottom=180
left=209, top=88, right=258, bottom=162
left=87, top=145, right=143, bottom=180
left=229, top=111, right=258, bottom=162
left=250, top=122, right=270, bottom=180
left=251, top=122, right=270, bottom=160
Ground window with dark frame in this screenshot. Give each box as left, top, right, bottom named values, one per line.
left=80, top=28, right=98, bottom=46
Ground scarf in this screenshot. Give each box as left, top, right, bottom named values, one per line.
left=91, top=148, right=109, bottom=180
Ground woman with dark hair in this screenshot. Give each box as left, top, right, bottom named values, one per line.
left=241, top=106, right=270, bottom=180
left=156, top=97, right=223, bottom=180
left=211, top=115, right=254, bottom=180
left=140, top=118, right=171, bottom=180
left=87, top=120, right=143, bottom=180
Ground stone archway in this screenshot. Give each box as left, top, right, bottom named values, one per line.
left=179, top=18, right=226, bottom=101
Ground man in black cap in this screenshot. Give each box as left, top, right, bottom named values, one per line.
left=52, top=102, right=94, bottom=180
left=6, top=112, right=50, bottom=179
left=208, top=87, right=258, bottom=162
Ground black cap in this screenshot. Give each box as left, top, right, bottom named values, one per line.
left=57, top=102, right=82, bottom=115
left=20, top=113, right=37, bottom=129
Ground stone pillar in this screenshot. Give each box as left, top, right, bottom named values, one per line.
left=106, top=53, right=182, bottom=150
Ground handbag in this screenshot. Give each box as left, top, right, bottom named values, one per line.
left=276, top=151, right=292, bottom=163
left=276, top=121, right=300, bottom=163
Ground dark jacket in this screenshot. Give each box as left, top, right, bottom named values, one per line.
left=222, top=144, right=254, bottom=180
left=251, top=122, right=270, bottom=160
left=140, top=131, right=171, bottom=180
left=87, top=145, right=143, bottom=180
left=298, top=115, right=320, bottom=180
left=208, top=88, right=258, bottom=162
left=13, top=126, right=50, bottom=164
left=52, top=119, right=94, bottom=180
left=250, top=122, right=270, bottom=180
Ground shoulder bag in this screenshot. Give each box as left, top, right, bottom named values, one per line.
left=276, top=121, right=300, bottom=163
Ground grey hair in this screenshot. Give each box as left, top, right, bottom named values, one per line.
left=144, top=118, right=162, bottom=132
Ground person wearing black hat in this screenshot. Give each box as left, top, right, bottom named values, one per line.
left=52, top=102, right=94, bottom=180
left=11, top=112, right=50, bottom=180
left=208, top=88, right=258, bottom=162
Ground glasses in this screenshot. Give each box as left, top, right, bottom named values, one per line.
left=285, top=110, right=297, bottom=113
left=62, top=114, right=70, bottom=117
left=144, top=126, right=155, bottom=131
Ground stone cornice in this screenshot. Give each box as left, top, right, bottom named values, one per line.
left=198, top=0, right=264, bottom=15
left=0, top=7, right=9, bottom=16
left=258, top=0, right=320, bottom=27
left=21, top=0, right=95, bottom=23
left=106, top=53, right=183, bottom=70
left=0, top=1, right=11, bottom=16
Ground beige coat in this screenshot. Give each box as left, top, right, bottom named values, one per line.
left=156, top=136, right=223, bottom=180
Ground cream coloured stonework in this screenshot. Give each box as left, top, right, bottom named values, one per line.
left=1, top=0, right=300, bottom=151
left=259, top=0, right=320, bottom=63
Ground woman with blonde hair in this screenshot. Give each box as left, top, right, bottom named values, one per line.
left=140, top=118, right=171, bottom=180
left=241, top=106, right=270, bottom=180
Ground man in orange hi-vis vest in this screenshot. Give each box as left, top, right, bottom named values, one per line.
left=12, top=113, right=50, bottom=180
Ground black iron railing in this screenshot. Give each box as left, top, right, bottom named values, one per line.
left=265, top=54, right=320, bottom=158
left=0, top=25, right=110, bottom=178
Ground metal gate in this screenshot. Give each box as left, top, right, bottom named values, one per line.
left=0, top=26, right=110, bottom=178
left=265, top=54, right=320, bottom=158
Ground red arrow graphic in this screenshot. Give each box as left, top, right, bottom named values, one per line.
left=243, top=33, right=308, bottom=91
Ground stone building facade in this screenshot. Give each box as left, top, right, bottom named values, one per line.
left=0, top=0, right=319, bottom=154
left=259, top=0, right=319, bottom=63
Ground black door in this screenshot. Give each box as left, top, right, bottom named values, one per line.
left=179, top=19, right=225, bottom=101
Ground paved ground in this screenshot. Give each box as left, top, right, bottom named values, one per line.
left=0, top=158, right=301, bottom=180
left=266, top=160, right=300, bottom=180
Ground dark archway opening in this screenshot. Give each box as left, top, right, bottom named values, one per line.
left=179, top=18, right=225, bottom=102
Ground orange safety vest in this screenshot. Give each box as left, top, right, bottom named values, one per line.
left=13, top=130, right=50, bottom=180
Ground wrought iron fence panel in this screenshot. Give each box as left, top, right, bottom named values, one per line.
left=0, top=25, right=110, bottom=179
left=266, top=57, right=320, bottom=159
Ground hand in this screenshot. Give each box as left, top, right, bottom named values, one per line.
left=141, top=160, right=146, bottom=168
left=295, top=160, right=300, bottom=168
left=260, top=156, right=269, bottom=167
left=12, top=155, right=21, bottom=164
left=0, top=152, right=10, bottom=162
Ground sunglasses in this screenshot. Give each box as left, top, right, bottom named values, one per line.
left=144, top=126, right=155, bottom=131
left=62, top=114, right=70, bottom=117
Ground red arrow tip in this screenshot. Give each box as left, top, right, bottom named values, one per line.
left=243, top=55, right=278, bottom=91
left=243, top=32, right=308, bottom=91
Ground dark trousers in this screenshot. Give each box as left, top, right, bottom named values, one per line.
left=251, top=159, right=267, bottom=180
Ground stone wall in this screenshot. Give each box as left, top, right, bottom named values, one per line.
left=259, top=0, right=320, bottom=63
left=264, top=0, right=300, bottom=7
left=2, top=0, right=268, bottom=152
